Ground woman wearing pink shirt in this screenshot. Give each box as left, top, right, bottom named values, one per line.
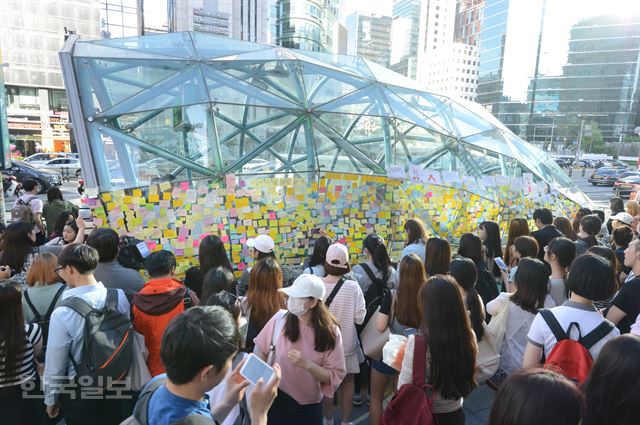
left=255, top=274, right=347, bottom=425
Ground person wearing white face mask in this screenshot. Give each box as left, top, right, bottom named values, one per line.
left=254, top=274, right=346, bottom=425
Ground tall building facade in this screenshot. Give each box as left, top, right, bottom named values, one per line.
left=174, top=0, right=231, bottom=36
left=390, top=0, right=422, bottom=79
left=275, top=0, right=339, bottom=52
left=99, top=0, right=139, bottom=38
left=454, top=0, right=484, bottom=46
left=477, top=0, right=640, bottom=144
left=346, top=13, right=393, bottom=67
left=0, top=0, right=101, bottom=155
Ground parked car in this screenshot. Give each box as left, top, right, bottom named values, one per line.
left=554, top=158, right=572, bottom=168
left=603, top=159, right=628, bottom=168
left=618, top=171, right=640, bottom=179
left=36, top=157, right=82, bottom=178
left=23, top=152, right=78, bottom=166
left=588, top=167, right=625, bottom=186
left=2, top=161, right=62, bottom=193
left=613, top=175, right=640, bottom=198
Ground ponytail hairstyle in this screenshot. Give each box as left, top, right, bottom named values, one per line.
left=546, top=237, right=576, bottom=276
left=285, top=298, right=339, bottom=352
left=449, top=257, right=484, bottom=341
left=363, top=233, right=391, bottom=282
left=579, top=214, right=602, bottom=248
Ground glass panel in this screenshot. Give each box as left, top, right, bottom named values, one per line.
left=361, top=58, right=424, bottom=91
left=461, top=129, right=518, bottom=158
left=313, top=85, right=392, bottom=117
left=299, top=61, right=369, bottom=106
left=448, top=98, right=497, bottom=137
left=191, top=31, right=271, bottom=59
left=293, top=50, right=375, bottom=80
left=384, top=86, right=456, bottom=135
left=89, top=32, right=196, bottom=59
left=395, top=119, right=453, bottom=163
left=382, top=89, right=454, bottom=136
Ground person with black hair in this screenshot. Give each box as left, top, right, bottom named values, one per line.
left=47, top=210, right=75, bottom=241
left=0, top=222, right=40, bottom=288
left=587, top=246, right=619, bottom=311
left=401, top=218, right=428, bottom=262
left=425, top=237, right=451, bottom=276
left=479, top=221, right=502, bottom=278
left=592, top=209, right=609, bottom=241
left=489, top=368, right=583, bottom=425
left=531, top=208, right=563, bottom=260
left=86, top=228, right=144, bottom=298
left=502, top=235, right=539, bottom=292
left=44, top=244, right=133, bottom=424
left=142, top=306, right=281, bottom=425
left=0, top=280, right=45, bottom=425
left=607, top=239, right=640, bottom=333
left=449, top=257, right=485, bottom=343
left=544, top=237, right=576, bottom=306
left=185, top=234, right=234, bottom=298
left=523, top=254, right=619, bottom=369
left=237, top=234, right=297, bottom=296
left=131, top=250, right=199, bottom=377
left=607, top=197, right=625, bottom=234
left=201, top=266, right=237, bottom=303
left=13, top=179, right=46, bottom=245
left=398, top=275, right=477, bottom=425
left=42, top=187, right=78, bottom=239
left=457, top=233, right=498, bottom=312
left=612, top=225, right=633, bottom=282
left=582, top=335, right=640, bottom=425
left=487, top=258, right=555, bottom=387
left=576, top=214, right=604, bottom=256
left=572, top=207, right=593, bottom=235
left=352, top=234, right=398, bottom=295
left=46, top=216, right=85, bottom=246
left=303, top=235, right=332, bottom=277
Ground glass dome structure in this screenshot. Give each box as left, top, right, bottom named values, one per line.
left=59, top=32, right=591, bottom=207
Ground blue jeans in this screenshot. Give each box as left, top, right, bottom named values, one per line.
left=267, top=390, right=322, bottom=425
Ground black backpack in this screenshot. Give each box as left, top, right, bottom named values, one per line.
left=118, top=236, right=146, bottom=270
left=24, top=284, right=66, bottom=362
left=60, top=289, right=133, bottom=387
left=358, top=263, right=391, bottom=330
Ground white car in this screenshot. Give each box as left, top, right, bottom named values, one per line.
left=37, top=157, right=82, bottom=177
left=23, top=152, right=78, bottom=166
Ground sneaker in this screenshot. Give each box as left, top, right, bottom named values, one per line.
left=352, top=393, right=363, bottom=406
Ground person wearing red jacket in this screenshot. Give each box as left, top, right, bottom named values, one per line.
left=132, top=250, right=199, bottom=377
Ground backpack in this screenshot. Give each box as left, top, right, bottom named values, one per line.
left=540, top=309, right=614, bottom=385
left=60, top=288, right=133, bottom=387
left=24, top=284, right=66, bottom=362
left=358, top=263, right=391, bottom=331
left=120, top=377, right=215, bottom=425
left=118, top=236, right=146, bottom=271
left=12, top=196, right=36, bottom=223
left=381, top=334, right=435, bottom=425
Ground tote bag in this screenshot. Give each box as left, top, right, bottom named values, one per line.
left=129, top=331, right=152, bottom=391
left=475, top=323, right=501, bottom=382
left=487, top=296, right=510, bottom=352
left=361, top=291, right=395, bottom=361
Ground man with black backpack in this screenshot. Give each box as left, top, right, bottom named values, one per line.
left=43, top=243, right=134, bottom=425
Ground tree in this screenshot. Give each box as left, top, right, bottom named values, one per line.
left=581, top=121, right=606, bottom=153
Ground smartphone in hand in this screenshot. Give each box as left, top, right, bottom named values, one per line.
left=494, top=257, right=508, bottom=271
left=239, top=354, right=274, bottom=386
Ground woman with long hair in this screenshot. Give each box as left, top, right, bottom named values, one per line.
left=553, top=216, right=577, bottom=241
left=303, top=235, right=332, bottom=277
left=369, top=254, right=426, bottom=425
left=582, top=335, right=640, bottom=425
left=573, top=207, right=593, bottom=234
left=185, top=234, right=234, bottom=298
left=352, top=234, right=398, bottom=296
left=42, top=187, right=77, bottom=239
left=458, top=233, right=498, bottom=310
left=242, top=257, right=285, bottom=352
left=479, top=220, right=502, bottom=278
left=0, top=222, right=40, bottom=289
left=0, top=280, right=44, bottom=425
left=398, top=275, right=477, bottom=425
left=45, top=217, right=85, bottom=246
left=576, top=215, right=603, bottom=256
left=504, top=218, right=530, bottom=267
left=544, top=237, right=576, bottom=306
left=449, top=257, right=485, bottom=342
left=237, top=234, right=297, bottom=296
left=48, top=211, right=75, bottom=241
left=486, top=258, right=555, bottom=388
left=254, top=275, right=346, bottom=425
left=425, top=237, right=451, bottom=276
left=401, top=218, right=428, bottom=263
left=200, top=266, right=237, bottom=303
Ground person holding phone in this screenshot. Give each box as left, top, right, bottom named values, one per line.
left=254, top=274, right=346, bottom=425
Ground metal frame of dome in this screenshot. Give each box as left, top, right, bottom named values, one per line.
left=59, top=31, right=591, bottom=207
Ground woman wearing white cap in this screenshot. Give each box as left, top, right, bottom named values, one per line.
left=254, top=274, right=346, bottom=425
left=237, top=234, right=297, bottom=296
left=320, top=243, right=366, bottom=425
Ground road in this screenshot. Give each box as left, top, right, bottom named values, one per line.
left=568, top=167, right=615, bottom=210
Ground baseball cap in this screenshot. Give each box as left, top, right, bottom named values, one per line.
left=326, top=243, right=349, bottom=269
left=279, top=274, right=326, bottom=300
left=246, top=234, right=275, bottom=253
left=612, top=212, right=633, bottom=226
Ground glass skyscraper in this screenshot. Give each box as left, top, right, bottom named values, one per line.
left=275, top=0, right=338, bottom=52
left=477, top=0, right=640, bottom=145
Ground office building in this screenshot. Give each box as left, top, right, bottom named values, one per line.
left=390, top=0, right=421, bottom=79
left=421, top=42, right=479, bottom=101
left=275, top=0, right=339, bottom=52
left=454, top=0, right=484, bottom=46
left=346, top=12, right=393, bottom=67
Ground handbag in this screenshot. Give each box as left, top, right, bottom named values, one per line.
left=361, top=291, right=395, bottom=361
left=487, top=295, right=510, bottom=350
left=129, top=331, right=152, bottom=391
left=475, top=322, right=501, bottom=382
left=254, top=309, right=287, bottom=366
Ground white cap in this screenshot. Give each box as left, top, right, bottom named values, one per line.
left=612, top=212, right=633, bottom=226
left=246, top=234, right=275, bottom=253
left=279, top=274, right=326, bottom=300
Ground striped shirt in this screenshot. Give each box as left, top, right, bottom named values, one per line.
left=322, top=276, right=366, bottom=357
left=548, top=278, right=568, bottom=307
left=0, top=323, right=41, bottom=388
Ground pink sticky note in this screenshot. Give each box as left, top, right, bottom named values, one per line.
left=221, top=235, right=229, bottom=243
left=229, top=208, right=237, bottom=218
left=335, top=185, right=343, bottom=192
left=217, top=223, right=225, bottom=230
left=238, top=262, right=246, bottom=270
left=148, top=242, right=157, bottom=250
left=427, top=192, right=433, bottom=198
left=180, top=182, right=189, bottom=190
left=269, top=212, right=276, bottom=220
left=193, top=240, right=200, bottom=248
left=200, top=233, right=210, bottom=240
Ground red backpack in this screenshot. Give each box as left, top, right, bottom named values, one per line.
left=381, top=334, right=435, bottom=425
left=540, top=309, right=614, bottom=385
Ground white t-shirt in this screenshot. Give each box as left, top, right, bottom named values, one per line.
left=527, top=301, right=619, bottom=361
left=13, top=194, right=43, bottom=233
left=303, top=264, right=325, bottom=277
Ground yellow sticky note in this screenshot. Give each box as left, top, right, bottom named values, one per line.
left=132, top=189, right=142, bottom=197
left=164, top=229, right=177, bottom=238
left=102, top=193, right=112, bottom=202
left=148, top=194, right=160, bottom=203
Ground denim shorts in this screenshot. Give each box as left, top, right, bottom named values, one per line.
left=371, top=359, right=397, bottom=375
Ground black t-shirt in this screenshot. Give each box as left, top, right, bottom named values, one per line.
left=611, top=277, right=640, bottom=334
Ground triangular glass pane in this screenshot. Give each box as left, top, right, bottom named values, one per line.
left=292, top=50, right=375, bottom=80
left=210, top=47, right=298, bottom=62
left=395, top=118, right=454, bottom=163
left=191, top=32, right=271, bottom=59
left=361, top=58, right=424, bottom=91
left=202, top=65, right=301, bottom=109
left=313, top=85, right=392, bottom=117
left=98, top=67, right=209, bottom=117
left=384, top=86, right=456, bottom=136
left=382, top=88, right=454, bottom=136
left=269, top=122, right=315, bottom=173
left=448, top=99, right=496, bottom=137
left=212, top=60, right=306, bottom=105
left=89, top=32, right=197, bottom=59
left=300, top=61, right=370, bottom=106
left=461, top=129, right=519, bottom=158
left=451, top=97, right=513, bottom=135
left=74, top=43, right=179, bottom=60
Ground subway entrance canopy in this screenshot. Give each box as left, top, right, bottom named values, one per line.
left=59, top=32, right=590, bottom=268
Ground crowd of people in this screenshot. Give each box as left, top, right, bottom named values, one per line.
left=1, top=180, right=640, bottom=425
